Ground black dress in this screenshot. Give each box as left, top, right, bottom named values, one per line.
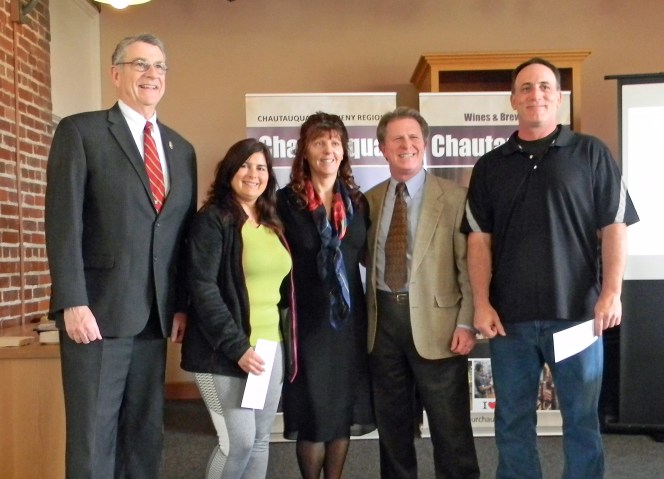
left=277, top=186, right=375, bottom=442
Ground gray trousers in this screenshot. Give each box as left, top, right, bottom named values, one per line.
left=60, top=333, right=166, bottom=479
left=196, top=345, right=284, bottom=479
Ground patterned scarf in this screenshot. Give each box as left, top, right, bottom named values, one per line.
left=305, top=180, right=353, bottom=330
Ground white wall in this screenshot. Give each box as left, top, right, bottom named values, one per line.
left=51, top=0, right=101, bottom=121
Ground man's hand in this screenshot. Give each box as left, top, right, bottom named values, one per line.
left=170, top=312, right=187, bottom=343
left=594, top=292, right=622, bottom=336
left=450, top=327, right=477, bottom=355
left=238, top=348, right=266, bottom=376
left=595, top=223, right=627, bottom=336
left=473, top=303, right=506, bottom=339
left=63, top=305, right=102, bottom=344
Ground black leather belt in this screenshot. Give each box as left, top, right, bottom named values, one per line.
left=377, top=290, right=409, bottom=305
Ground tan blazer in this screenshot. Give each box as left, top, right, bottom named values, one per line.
left=365, top=172, right=473, bottom=360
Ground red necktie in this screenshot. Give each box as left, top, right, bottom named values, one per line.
left=384, top=182, right=408, bottom=291
left=143, top=121, right=165, bottom=212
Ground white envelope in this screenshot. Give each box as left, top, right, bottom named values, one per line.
left=241, top=339, right=278, bottom=410
left=553, top=319, right=598, bottom=363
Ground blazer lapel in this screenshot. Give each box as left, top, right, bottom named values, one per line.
left=107, top=104, right=154, bottom=204
left=158, top=121, right=174, bottom=209
left=411, top=173, right=445, bottom=274
left=368, top=180, right=390, bottom=263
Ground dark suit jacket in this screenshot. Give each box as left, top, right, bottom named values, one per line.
left=45, top=103, right=197, bottom=337
left=365, top=172, right=473, bottom=360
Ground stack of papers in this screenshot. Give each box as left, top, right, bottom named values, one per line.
left=35, top=320, right=59, bottom=344
left=0, top=336, right=34, bottom=347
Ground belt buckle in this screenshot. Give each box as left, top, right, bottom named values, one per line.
left=394, top=293, right=408, bottom=305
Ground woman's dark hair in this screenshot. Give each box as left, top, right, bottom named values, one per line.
left=204, top=138, right=282, bottom=234
left=289, top=112, right=361, bottom=207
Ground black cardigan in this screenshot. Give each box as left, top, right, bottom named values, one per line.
left=180, top=203, right=296, bottom=380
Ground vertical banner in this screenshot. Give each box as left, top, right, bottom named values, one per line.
left=247, top=93, right=396, bottom=442
left=421, top=92, right=571, bottom=436
left=420, top=91, right=571, bottom=187
left=245, top=93, right=396, bottom=191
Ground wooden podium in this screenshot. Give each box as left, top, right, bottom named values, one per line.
left=0, top=324, right=65, bottom=479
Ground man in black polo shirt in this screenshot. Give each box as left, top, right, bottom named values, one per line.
left=462, top=57, right=639, bottom=479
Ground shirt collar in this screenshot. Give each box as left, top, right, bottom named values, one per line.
left=503, top=124, right=573, bottom=155
left=118, top=100, right=158, bottom=129
left=390, top=167, right=426, bottom=197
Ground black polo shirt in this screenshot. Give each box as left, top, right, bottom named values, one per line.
left=462, top=125, right=639, bottom=323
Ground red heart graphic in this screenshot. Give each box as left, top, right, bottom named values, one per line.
left=489, top=401, right=496, bottom=409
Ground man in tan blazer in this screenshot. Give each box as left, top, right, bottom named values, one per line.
left=365, top=107, right=479, bottom=479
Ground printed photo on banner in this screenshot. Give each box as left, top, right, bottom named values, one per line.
left=245, top=93, right=397, bottom=190
left=469, top=359, right=558, bottom=413
left=468, top=357, right=561, bottom=436
left=469, top=358, right=496, bottom=414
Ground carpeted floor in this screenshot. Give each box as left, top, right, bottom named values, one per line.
left=162, top=399, right=664, bottom=478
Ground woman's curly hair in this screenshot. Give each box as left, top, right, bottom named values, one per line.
left=288, top=112, right=362, bottom=207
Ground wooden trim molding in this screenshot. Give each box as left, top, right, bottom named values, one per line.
left=165, top=381, right=201, bottom=400
left=411, top=50, right=592, bottom=130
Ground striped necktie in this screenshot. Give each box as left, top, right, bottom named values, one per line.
left=143, top=121, right=165, bottom=212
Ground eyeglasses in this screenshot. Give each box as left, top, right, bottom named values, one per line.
left=115, top=59, right=168, bottom=74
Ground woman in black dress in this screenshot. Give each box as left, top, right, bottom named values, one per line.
left=277, top=112, right=375, bottom=478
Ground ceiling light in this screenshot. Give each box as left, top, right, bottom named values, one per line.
left=95, top=0, right=151, bottom=9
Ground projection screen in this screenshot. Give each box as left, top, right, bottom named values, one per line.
left=620, top=79, right=664, bottom=280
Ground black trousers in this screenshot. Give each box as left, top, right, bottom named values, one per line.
left=369, top=291, right=480, bottom=479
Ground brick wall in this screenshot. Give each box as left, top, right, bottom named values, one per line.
left=0, top=0, right=52, bottom=325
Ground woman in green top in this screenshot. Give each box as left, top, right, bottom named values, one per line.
left=181, top=138, right=293, bottom=479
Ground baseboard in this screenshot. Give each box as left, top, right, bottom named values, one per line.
left=165, top=381, right=200, bottom=400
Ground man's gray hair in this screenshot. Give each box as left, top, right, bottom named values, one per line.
left=111, top=33, right=165, bottom=65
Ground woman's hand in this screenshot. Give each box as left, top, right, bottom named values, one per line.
left=238, top=347, right=266, bottom=375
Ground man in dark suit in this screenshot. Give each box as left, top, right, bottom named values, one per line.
left=45, top=34, right=197, bottom=479
left=365, top=107, right=480, bottom=478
